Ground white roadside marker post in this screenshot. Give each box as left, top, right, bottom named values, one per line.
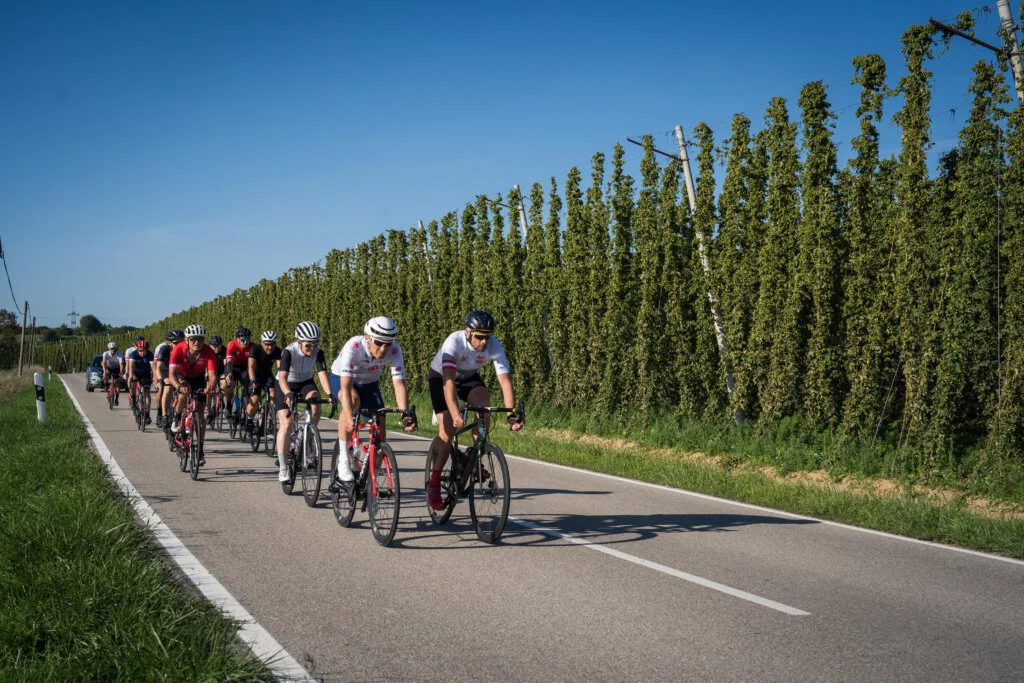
left=34, top=372, right=47, bottom=424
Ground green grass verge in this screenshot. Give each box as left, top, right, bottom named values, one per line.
left=0, top=378, right=272, bottom=681
left=405, top=391, right=1024, bottom=560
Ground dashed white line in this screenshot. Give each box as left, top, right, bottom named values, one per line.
left=61, top=377, right=315, bottom=683
left=509, top=516, right=811, bottom=616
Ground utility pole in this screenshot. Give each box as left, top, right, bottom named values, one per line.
left=674, top=125, right=742, bottom=422
left=17, top=301, right=28, bottom=376
left=512, top=184, right=530, bottom=237
left=28, top=316, right=36, bottom=368
left=998, top=0, right=1024, bottom=103
left=930, top=3, right=1024, bottom=104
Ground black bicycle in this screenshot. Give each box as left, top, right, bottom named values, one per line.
left=281, top=396, right=336, bottom=506
left=425, top=403, right=523, bottom=544
left=330, top=406, right=416, bottom=547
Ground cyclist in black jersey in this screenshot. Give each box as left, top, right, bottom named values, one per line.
left=248, top=330, right=281, bottom=417
left=154, top=330, right=183, bottom=428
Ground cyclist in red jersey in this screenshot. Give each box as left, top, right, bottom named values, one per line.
left=225, top=326, right=254, bottom=428
left=169, top=324, right=218, bottom=464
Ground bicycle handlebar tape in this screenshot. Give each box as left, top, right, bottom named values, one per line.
left=34, top=373, right=47, bottom=424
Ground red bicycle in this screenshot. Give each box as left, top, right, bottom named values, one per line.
left=105, top=372, right=122, bottom=410
left=173, top=388, right=207, bottom=481
left=330, top=406, right=416, bottom=547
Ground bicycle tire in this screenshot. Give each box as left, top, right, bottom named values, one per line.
left=249, top=406, right=262, bottom=452
left=330, top=441, right=358, bottom=527
left=369, top=442, right=401, bottom=547
left=177, top=440, right=187, bottom=471
left=300, top=424, right=323, bottom=507
left=188, top=417, right=201, bottom=480
left=468, top=443, right=511, bottom=544
left=264, top=403, right=277, bottom=456
left=108, top=384, right=115, bottom=410
left=424, top=446, right=456, bottom=525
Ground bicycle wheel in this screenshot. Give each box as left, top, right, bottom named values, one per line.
left=229, top=396, right=239, bottom=438
left=468, top=443, right=511, bottom=544
left=369, top=442, right=401, bottom=547
left=176, top=437, right=187, bottom=472
left=107, top=383, right=115, bottom=410
left=424, top=446, right=456, bottom=525
left=188, top=418, right=202, bottom=480
left=264, top=404, right=277, bottom=456
left=249, top=406, right=262, bottom=452
left=330, top=442, right=358, bottom=527
left=300, top=424, right=323, bottom=507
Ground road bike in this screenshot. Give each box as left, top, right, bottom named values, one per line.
left=173, top=388, right=207, bottom=481
left=132, top=378, right=152, bottom=432
left=248, top=380, right=275, bottom=453
left=330, top=405, right=416, bottom=547
left=280, top=396, right=336, bottom=506
left=425, top=403, right=523, bottom=544
left=228, top=379, right=248, bottom=440
left=105, top=373, right=122, bottom=410
left=206, top=387, right=225, bottom=432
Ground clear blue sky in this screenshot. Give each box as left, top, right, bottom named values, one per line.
left=0, top=0, right=1012, bottom=328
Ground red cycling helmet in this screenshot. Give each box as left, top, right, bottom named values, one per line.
left=136, top=338, right=149, bottom=351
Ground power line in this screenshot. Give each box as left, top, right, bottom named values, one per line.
left=0, top=236, right=19, bottom=310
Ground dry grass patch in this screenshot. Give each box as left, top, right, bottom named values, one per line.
left=0, top=367, right=39, bottom=404
left=531, top=426, right=1024, bottom=521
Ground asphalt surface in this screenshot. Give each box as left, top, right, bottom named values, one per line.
left=64, top=374, right=1024, bottom=682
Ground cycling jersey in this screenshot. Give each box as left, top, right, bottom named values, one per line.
left=250, top=345, right=282, bottom=379
left=429, top=331, right=510, bottom=379
left=130, top=350, right=154, bottom=376
left=169, top=341, right=217, bottom=379
left=279, top=343, right=327, bottom=386
left=210, top=347, right=226, bottom=377
left=330, top=335, right=405, bottom=384
left=102, top=351, right=124, bottom=371
left=124, top=347, right=138, bottom=363
left=154, top=342, right=172, bottom=365
left=225, top=340, right=252, bottom=370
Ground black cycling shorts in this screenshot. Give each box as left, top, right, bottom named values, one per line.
left=275, top=380, right=318, bottom=412
left=428, top=371, right=485, bottom=415
left=182, top=376, right=208, bottom=405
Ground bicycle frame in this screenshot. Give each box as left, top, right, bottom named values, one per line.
left=449, top=404, right=521, bottom=496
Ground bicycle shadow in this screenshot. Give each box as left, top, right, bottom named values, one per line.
left=387, top=504, right=817, bottom=550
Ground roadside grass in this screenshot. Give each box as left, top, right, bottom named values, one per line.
left=0, top=377, right=272, bottom=681
left=406, top=391, right=1024, bottom=559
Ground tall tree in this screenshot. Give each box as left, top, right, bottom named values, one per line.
left=798, top=80, right=845, bottom=427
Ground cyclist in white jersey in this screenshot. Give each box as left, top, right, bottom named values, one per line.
left=275, top=321, right=335, bottom=482
left=328, top=316, right=417, bottom=482
left=426, top=310, right=523, bottom=510
left=124, top=337, right=141, bottom=410
left=101, top=341, right=125, bottom=405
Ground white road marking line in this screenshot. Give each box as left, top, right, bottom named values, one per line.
left=387, top=429, right=1024, bottom=567
left=61, top=377, right=315, bottom=683
left=509, top=516, right=811, bottom=616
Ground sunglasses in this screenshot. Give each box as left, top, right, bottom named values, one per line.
left=300, top=341, right=318, bottom=349
left=470, top=333, right=491, bottom=341
left=238, top=337, right=250, bottom=343
left=187, top=337, right=205, bottom=343
left=370, top=339, right=392, bottom=348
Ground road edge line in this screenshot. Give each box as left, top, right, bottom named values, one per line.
left=60, top=376, right=316, bottom=682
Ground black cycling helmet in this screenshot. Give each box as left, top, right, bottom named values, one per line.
left=165, top=329, right=184, bottom=343
left=236, top=326, right=252, bottom=339
left=210, top=335, right=223, bottom=346
left=464, top=310, right=495, bottom=333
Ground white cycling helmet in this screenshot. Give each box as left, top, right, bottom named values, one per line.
left=364, top=316, right=398, bottom=343
left=184, top=324, right=206, bottom=339
left=294, top=321, right=321, bottom=342
left=107, top=341, right=118, bottom=350
left=260, top=330, right=278, bottom=343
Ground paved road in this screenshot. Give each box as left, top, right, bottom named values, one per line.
left=64, top=374, right=1024, bottom=682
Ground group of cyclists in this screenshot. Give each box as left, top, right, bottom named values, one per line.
left=96, top=310, right=525, bottom=510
